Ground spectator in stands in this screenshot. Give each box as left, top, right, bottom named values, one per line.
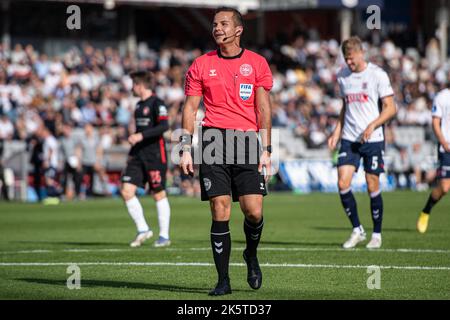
left=80, top=123, right=102, bottom=197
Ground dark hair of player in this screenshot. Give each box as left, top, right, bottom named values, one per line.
left=129, top=71, right=155, bottom=90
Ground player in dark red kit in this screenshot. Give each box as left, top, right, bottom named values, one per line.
left=121, top=71, right=172, bottom=248
left=180, top=7, right=273, bottom=296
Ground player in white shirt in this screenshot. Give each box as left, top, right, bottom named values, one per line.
left=417, top=88, right=450, bottom=233
left=328, top=37, right=397, bottom=249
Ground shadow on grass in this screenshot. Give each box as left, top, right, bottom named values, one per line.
left=312, top=226, right=416, bottom=233
left=18, top=278, right=252, bottom=294
left=12, top=241, right=127, bottom=247
left=233, top=240, right=342, bottom=247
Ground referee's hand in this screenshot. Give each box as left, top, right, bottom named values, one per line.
left=180, top=150, right=194, bottom=176
left=259, top=151, right=272, bottom=184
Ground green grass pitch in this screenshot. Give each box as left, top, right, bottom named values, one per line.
left=0, top=191, right=449, bottom=300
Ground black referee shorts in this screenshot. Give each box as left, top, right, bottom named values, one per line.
left=121, top=156, right=166, bottom=193
left=199, top=127, right=267, bottom=202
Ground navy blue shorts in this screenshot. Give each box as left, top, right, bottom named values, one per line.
left=44, top=167, right=58, bottom=180
left=437, top=150, right=450, bottom=179
left=337, top=139, right=385, bottom=175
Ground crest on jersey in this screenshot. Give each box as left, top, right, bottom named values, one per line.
left=362, top=82, right=368, bottom=90
left=240, top=64, right=253, bottom=76
left=143, top=107, right=150, bottom=116
left=239, top=84, right=253, bottom=101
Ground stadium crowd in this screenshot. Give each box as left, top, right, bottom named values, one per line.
left=0, top=32, right=449, bottom=200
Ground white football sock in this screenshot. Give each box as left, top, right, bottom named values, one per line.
left=353, top=225, right=365, bottom=234
left=156, top=197, right=171, bottom=239
left=371, top=232, right=382, bottom=240
left=125, top=196, right=149, bottom=233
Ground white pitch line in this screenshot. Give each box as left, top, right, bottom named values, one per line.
left=0, top=261, right=449, bottom=271
left=1, top=247, right=450, bottom=255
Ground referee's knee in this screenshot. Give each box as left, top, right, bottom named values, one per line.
left=210, top=198, right=231, bottom=220
left=242, top=208, right=263, bottom=223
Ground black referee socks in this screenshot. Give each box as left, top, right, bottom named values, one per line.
left=244, top=217, right=264, bottom=257
left=210, top=220, right=231, bottom=282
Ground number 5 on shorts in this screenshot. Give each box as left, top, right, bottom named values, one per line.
left=371, top=156, right=378, bottom=170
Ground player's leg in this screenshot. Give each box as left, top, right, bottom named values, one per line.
left=417, top=151, right=450, bottom=233
left=147, top=165, right=171, bottom=247
left=337, top=140, right=365, bottom=248
left=152, top=189, right=171, bottom=247
left=365, top=173, right=383, bottom=248
left=121, top=159, right=152, bottom=247
left=338, top=165, right=366, bottom=248
left=239, top=194, right=264, bottom=290
left=362, top=142, right=385, bottom=249
left=208, top=195, right=232, bottom=295
left=417, top=178, right=450, bottom=233
left=43, top=168, right=60, bottom=205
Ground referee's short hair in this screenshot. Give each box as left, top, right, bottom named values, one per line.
left=214, top=7, right=244, bottom=27
left=129, top=70, right=155, bottom=89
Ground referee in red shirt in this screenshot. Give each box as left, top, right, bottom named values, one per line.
left=180, top=7, right=273, bottom=296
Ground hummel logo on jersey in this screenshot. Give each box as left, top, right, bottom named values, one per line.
left=209, top=69, right=217, bottom=77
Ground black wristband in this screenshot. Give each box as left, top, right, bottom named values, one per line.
left=262, top=145, right=272, bottom=154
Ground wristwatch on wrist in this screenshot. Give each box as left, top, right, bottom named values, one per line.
left=181, top=145, right=192, bottom=153
left=263, top=145, right=272, bottom=154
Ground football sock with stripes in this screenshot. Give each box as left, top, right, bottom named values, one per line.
left=370, top=190, right=383, bottom=234
left=339, top=188, right=361, bottom=229
left=210, top=220, right=231, bottom=281
left=243, top=217, right=264, bottom=257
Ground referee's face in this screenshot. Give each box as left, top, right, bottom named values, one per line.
left=212, top=11, right=240, bottom=45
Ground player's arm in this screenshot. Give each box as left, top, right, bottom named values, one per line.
left=432, top=116, right=450, bottom=152
left=328, top=99, right=346, bottom=150
left=256, top=87, right=272, bottom=181
left=180, top=95, right=202, bottom=175
left=139, top=115, right=169, bottom=139
left=362, top=95, right=396, bottom=143
left=129, top=108, right=169, bottom=146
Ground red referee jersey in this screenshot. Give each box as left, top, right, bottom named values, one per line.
left=185, top=48, right=273, bottom=131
